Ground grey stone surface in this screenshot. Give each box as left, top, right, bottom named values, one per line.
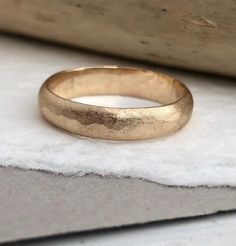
left=0, top=167, right=235, bottom=243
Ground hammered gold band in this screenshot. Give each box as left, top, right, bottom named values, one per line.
left=38, top=67, right=193, bottom=140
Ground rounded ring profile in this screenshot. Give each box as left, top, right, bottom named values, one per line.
left=38, top=66, right=193, bottom=140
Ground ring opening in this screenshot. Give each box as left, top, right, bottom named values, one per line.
left=47, top=67, right=186, bottom=104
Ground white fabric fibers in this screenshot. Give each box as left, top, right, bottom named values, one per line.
left=0, top=35, right=236, bottom=187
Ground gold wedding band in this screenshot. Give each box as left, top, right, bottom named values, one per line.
left=39, top=67, right=193, bottom=140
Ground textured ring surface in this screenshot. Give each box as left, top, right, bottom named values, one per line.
left=39, top=67, right=193, bottom=140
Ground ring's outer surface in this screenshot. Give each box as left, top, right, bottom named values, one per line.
left=39, top=67, right=193, bottom=140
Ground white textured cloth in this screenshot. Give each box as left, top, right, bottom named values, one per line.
left=0, top=35, right=236, bottom=187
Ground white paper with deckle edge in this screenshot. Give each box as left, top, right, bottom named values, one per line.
left=0, top=35, right=235, bottom=187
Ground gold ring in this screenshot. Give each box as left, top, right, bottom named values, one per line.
left=38, top=67, right=193, bottom=140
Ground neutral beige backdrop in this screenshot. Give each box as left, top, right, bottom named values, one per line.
left=0, top=0, right=235, bottom=77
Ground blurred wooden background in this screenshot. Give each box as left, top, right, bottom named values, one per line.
left=0, top=0, right=235, bottom=77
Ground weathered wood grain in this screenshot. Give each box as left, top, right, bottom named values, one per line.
left=0, top=0, right=235, bottom=76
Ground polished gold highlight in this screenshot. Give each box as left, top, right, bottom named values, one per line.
left=38, top=67, right=193, bottom=140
